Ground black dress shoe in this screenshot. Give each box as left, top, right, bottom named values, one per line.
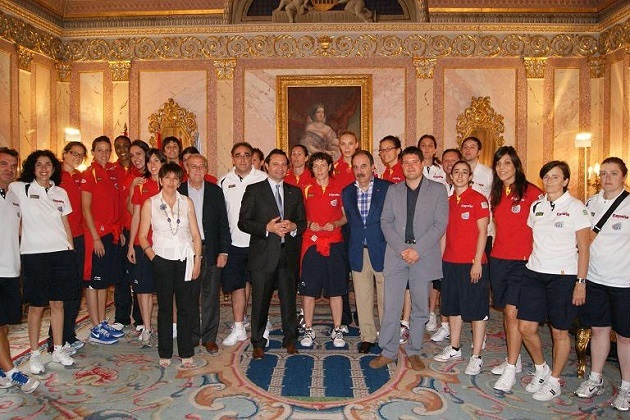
left=253, top=347, right=265, bottom=360
left=358, top=341, right=375, bottom=354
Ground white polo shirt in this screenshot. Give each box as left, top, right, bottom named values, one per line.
left=471, top=162, right=494, bottom=236
left=9, top=181, right=73, bottom=254
left=0, top=188, right=21, bottom=277
left=219, top=167, right=267, bottom=248
left=425, top=164, right=447, bottom=185
left=586, top=190, right=630, bottom=287
left=526, top=191, right=591, bottom=275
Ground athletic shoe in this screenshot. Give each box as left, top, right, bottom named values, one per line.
left=222, top=325, right=247, bottom=346
left=575, top=377, right=605, bottom=398
left=493, top=365, right=517, bottom=392
left=100, top=321, right=124, bottom=338
left=525, top=363, right=551, bottom=393
left=11, top=371, right=39, bottom=394
left=433, top=345, right=462, bottom=362
left=301, top=328, right=316, bottom=347
left=612, top=387, right=630, bottom=411
left=62, top=343, right=77, bottom=356
left=140, top=328, right=151, bottom=346
left=68, top=339, right=85, bottom=351
left=90, top=326, right=119, bottom=344
left=332, top=327, right=346, bottom=348
left=172, top=323, right=177, bottom=339
left=399, top=324, right=409, bottom=344
left=52, top=348, right=75, bottom=366
left=426, top=313, right=438, bottom=332
left=297, top=309, right=305, bottom=333
left=465, top=356, right=483, bottom=375
left=430, top=324, right=450, bottom=342
left=136, top=324, right=145, bottom=332
left=29, top=352, right=45, bottom=375
left=533, top=379, right=561, bottom=401
left=0, top=369, right=12, bottom=388
left=491, top=355, right=523, bottom=375
left=339, top=325, right=349, bottom=334
left=243, top=315, right=251, bottom=330
left=262, top=320, right=272, bottom=348
left=111, top=322, right=126, bottom=331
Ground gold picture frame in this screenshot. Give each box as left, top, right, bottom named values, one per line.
left=276, top=75, right=372, bottom=160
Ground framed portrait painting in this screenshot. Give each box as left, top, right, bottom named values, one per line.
left=276, top=75, right=372, bottom=161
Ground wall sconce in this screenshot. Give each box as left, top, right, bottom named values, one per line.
left=64, top=127, right=81, bottom=142
left=574, top=132, right=592, bottom=201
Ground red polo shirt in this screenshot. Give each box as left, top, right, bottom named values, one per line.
left=443, top=187, right=490, bottom=264
left=81, top=161, right=122, bottom=237
left=333, top=158, right=355, bottom=189
left=130, top=178, right=160, bottom=246
left=285, top=168, right=313, bottom=189
left=61, top=169, right=84, bottom=237
left=121, top=166, right=143, bottom=231
left=381, top=162, right=404, bottom=184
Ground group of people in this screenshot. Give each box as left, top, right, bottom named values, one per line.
left=0, top=132, right=628, bottom=411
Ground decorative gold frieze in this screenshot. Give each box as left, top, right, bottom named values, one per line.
left=16, top=45, right=34, bottom=72
left=109, top=61, right=131, bottom=82
left=412, top=57, right=436, bottom=79
left=523, top=57, right=547, bottom=79
left=317, top=35, right=334, bottom=56
left=588, top=57, right=605, bottom=78
left=213, top=59, right=236, bottom=80
left=55, top=62, right=71, bottom=82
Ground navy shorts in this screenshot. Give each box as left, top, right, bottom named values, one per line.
left=128, top=245, right=155, bottom=294
left=579, top=281, right=630, bottom=338
left=489, top=257, right=527, bottom=310
left=221, top=245, right=250, bottom=293
left=431, top=279, right=442, bottom=291
left=517, top=269, right=577, bottom=331
left=0, top=277, right=21, bottom=325
left=23, top=250, right=80, bottom=307
left=88, top=233, right=125, bottom=289
left=441, top=261, right=489, bottom=321
left=299, top=242, right=348, bottom=298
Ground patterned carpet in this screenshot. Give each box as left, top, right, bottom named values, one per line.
left=1, top=295, right=628, bottom=419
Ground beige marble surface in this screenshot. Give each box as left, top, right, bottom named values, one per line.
left=526, top=78, right=545, bottom=184
left=35, top=64, right=51, bottom=151
left=552, top=68, right=580, bottom=193
left=113, top=81, right=129, bottom=140
left=79, top=71, right=104, bottom=145
left=216, top=79, right=234, bottom=177
left=609, top=60, right=624, bottom=160
left=56, top=80, right=71, bottom=155
left=19, top=70, right=32, bottom=154
left=0, top=51, right=10, bottom=148
left=416, top=78, right=434, bottom=146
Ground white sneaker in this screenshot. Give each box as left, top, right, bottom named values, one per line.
left=533, top=378, right=561, bottom=401
left=52, top=348, right=75, bottom=366
left=525, top=363, right=551, bottom=393
left=111, top=322, right=125, bottom=331
left=0, top=370, right=12, bottom=388
left=222, top=325, right=247, bottom=346
left=399, top=324, right=409, bottom=344
left=431, top=324, right=450, bottom=342
left=332, top=327, right=346, bottom=348
left=491, top=355, right=523, bottom=375
left=172, top=323, right=177, bottom=339
left=263, top=320, right=271, bottom=348
left=243, top=315, right=251, bottom=330
left=465, top=356, right=483, bottom=375
left=62, top=343, right=77, bottom=356
left=493, top=365, right=517, bottom=392
left=29, top=352, right=45, bottom=375
left=339, top=325, right=349, bottom=334
left=426, top=313, right=438, bottom=332
left=301, top=328, right=316, bottom=347
left=575, top=376, right=605, bottom=398
left=612, top=387, right=630, bottom=411
left=433, top=345, right=462, bottom=362
left=136, top=324, right=145, bottom=332
left=140, top=328, right=151, bottom=346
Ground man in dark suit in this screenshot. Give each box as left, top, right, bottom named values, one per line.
left=179, top=154, right=231, bottom=353
left=238, top=149, right=306, bottom=359
left=342, top=150, right=391, bottom=354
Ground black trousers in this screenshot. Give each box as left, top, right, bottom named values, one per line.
left=115, top=230, right=142, bottom=326
left=190, top=249, right=222, bottom=345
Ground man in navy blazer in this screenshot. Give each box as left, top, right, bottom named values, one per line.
left=342, top=151, right=391, bottom=354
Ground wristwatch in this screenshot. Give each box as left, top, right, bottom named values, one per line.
left=576, top=278, right=587, bottom=284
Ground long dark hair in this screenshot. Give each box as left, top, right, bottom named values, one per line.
left=146, top=148, right=167, bottom=179
left=490, top=146, right=528, bottom=207
left=19, top=150, right=63, bottom=186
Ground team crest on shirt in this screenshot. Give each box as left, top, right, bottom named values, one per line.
left=461, top=212, right=470, bottom=220
left=511, top=204, right=521, bottom=213
left=613, top=222, right=622, bottom=230
left=554, top=221, right=564, bottom=228
left=330, top=199, right=338, bottom=207
left=481, top=202, right=488, bottom=209
left=583, top=209, right=588, bottom=215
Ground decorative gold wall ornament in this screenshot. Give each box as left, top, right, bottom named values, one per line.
left=523, top=57, right=547, bottom=78
left=588, top=56, right=605, bottom=78
left=148, top=98, right=198, bottom=149
left=213, top=58, right=237, bottom=79
left=317, top=35, right=334, bottom=56
left=456, top=96, right=505, bottom=166
left=55, top=62, right=71, bottom=82
left=16, top=45, right=34, bottom=72
left=412, top=57, right=436, bottom=79
left=109, top=61, right=131, bottom=82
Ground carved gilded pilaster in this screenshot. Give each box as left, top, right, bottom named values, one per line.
left=213, top=59, right=236, bottom=80
left=413, top=57, right=436, bottom=79
left=109, top=61, right=131, bottom=82
left=16, top=45, right=34, bottom=72
left=588, top=57, right=605, bottom=78
left=55, top=62, right=71, bottom=82
left=523, top=57, right=547, bottom=79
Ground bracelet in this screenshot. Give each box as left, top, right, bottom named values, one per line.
left=142, top=245, right=152, bottom=253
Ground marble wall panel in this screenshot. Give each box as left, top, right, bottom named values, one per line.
left=79, top=72, right=104, bottom=145
left=0, top=51, right=10, bottom=147
left=526, top=78, right=545, bottom=185
left=216, top=80, right=234, bottom=177
left=113, top=81, right=129, bottom=139
left=35, top=63, right=51, bottom=151
left=56, top=81, right=70, bottom=154
left=19, top=70, right=32, bottom=154
left=590, top=78, right=604, bottom=164
left=416, top=78, right=434, bottom=145
left=553, top=68, right=581, bottom=196
left=609, top=60, right=624, bottom=159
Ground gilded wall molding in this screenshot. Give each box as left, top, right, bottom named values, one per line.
left=109, top=60, right=131, bottom=81
left=588, top=56, right=605, bottom=77
left=16, top=45, right=33, bottom=71
left=413, top=57, right=436, bottom=79
left=213, top=58, right=236, bottom=79
left=55, top=61, right=71, bottom=81
left=523, top=57, right=547, bottom=78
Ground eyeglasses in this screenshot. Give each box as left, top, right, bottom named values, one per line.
left=68, top=151, right=85, bottom=158
left=378, top=146, right=397, bottom=153
left=233, top=153, right=251, bottom=159
left=188, top=164, right=205, bottom=171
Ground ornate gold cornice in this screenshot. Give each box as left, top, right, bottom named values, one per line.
left=213, top=58, right=236, bottom=80
left=16, top=45, right=33, bottom=71
left=109, top=60, right=131, bottom=82
left=523, top=57, right=547, bottom=78
left=55, top=61, right=71, bottom=82
left=588, top=56, right=605, bottom=78
left=413, top=57, right=436, bottom=79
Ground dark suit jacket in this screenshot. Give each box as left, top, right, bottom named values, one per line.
left=342, top=177, right=392, bottom=273
left=179, top=181, right=231, bottom=262
left=238, top=180, right=306, bottom=273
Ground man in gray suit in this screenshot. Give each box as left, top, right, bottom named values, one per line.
left=369, top=146, right=448, bottom=371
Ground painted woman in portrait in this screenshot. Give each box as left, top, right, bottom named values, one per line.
left=299, top=103, right=340, bottom=161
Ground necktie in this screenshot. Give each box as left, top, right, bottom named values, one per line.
left=275, top=184, right=284, bottom=219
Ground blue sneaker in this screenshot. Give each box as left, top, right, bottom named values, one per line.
left=0, top=369, right=13, bottom=389
left=90, top=326, right=119, bottom=344
left=100, top=321, right=124, bottom=338
left=11, top=371, right=39, bottom=394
